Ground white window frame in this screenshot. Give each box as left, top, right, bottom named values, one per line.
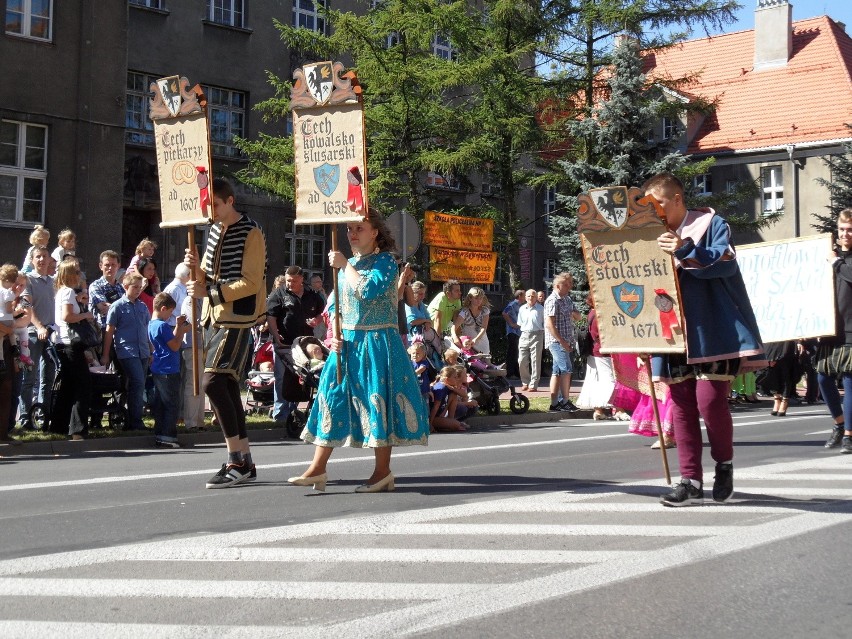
left=207, top=0, right=244, bottom=28
left=130, top=0, right=165, bottom=8
left=432, top=33, right=454, bottom=60
left=203, top=84, right=246, bottom=158
left=662, top=116, right=675, bottom=140
left=0, top=119, right=48, bottom=225
left=761, top=165, right=784, bottom=214
left=692, top=173, right=712, bottom=197
left=5, top=0, right=53, bottom=41
left=125, top=71, right=158, bottom=146
left=543, top=258, right=557, bottom=282
left=283, top=219, right=326, bottom=277
left=293, top=0, right=326, bottom=33
left=543, top=185, right=556, bottom=225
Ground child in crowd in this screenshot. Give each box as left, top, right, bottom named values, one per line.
left=0, top=264, right=32, bottom=369
left=101, top=272, right=151, bottom=432
left=443, top=347, right=460, bottom=366
left=429, top=366, right=467, bottom=432
left=128, top=238, right=160, bottom=294
left=459, top=336, right=506, bottom=376
left=305, top=342, right=327, bottom=374
left=148, top=292, right=190, bottom=448
left=449, top=364, right=478, bottom=419
left=21, top=225, right=50, bottom=275
left=408, top=342, right=434, bottom=408
left=52, top=228, right=76, bottom=271
left=13, top=274, right=33, bottom=367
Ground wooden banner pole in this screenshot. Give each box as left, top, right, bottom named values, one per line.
left=643, top=355, right=671, bottom=485
left=187, top=228, right=200, bottom=397
left=331, top=225, right=343, bottom=384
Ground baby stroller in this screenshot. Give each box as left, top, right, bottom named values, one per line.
left=88, top=358, right=128, bottom=429
left=282, top=335, right=329, bottom=439
left=244, top=340, right=275, bottom=416
left=460, top=351, right=529, bottom=416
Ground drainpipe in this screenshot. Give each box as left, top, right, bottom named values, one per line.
left=787, top=143, right=800, bottom=237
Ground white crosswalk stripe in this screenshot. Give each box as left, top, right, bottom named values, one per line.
left=1, top=456, right=850, bottom=638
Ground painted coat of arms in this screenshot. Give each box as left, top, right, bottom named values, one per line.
left=157, top=76, right=182, bottom=117
left=590, top=186, right=629, bottom=229
left=304, top=62, right=334, bottom=106
left=314, top=163, right=340, bottom=197
left=611, top=281, right=644, bottom=318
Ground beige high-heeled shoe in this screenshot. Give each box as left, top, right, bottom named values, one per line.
left=287, top=473, right=327, bottom=492
left=354, top=472, right=395, bottom=493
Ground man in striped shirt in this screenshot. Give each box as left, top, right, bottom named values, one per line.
left=186, top=178, right=267, bottom=489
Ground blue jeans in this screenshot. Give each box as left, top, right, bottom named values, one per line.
left=272, top=349, right=296, bottom=422
left=817, top=372, right=852, bottom=431
left=548, top=341, right=573, bottom=376
left=151, top=372, right=180, bottom=441
left=19, top=333, right=55, bottom=428
left=118, top=356, right=149, bottom=430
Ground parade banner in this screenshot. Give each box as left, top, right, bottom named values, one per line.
left=737, top=234, right=835, bottom=343
left=430, top=247, right=497, bottom=284
left=291, top=61, right=366, bottom=224
left=150, top=76, right=210, bottom=228
left=578, top=186, right=685, bottom=354
left=423, top=211, right=494, bottom=252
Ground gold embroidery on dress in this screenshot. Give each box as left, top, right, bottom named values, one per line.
left=371, top=393, right=387, bottom=435
left=396, top=393, right=420, bottom=434
left=352, top=396, right=372, bottom=438
left=319, top=394, right=332, bottom=435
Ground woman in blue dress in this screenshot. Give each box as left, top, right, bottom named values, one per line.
left=288, top=210, right=429, bottom=493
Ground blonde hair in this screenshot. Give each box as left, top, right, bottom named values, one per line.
left=408, top=342, right=426, bottom=357
left=57, top=228, right=76, bottom=243
left=462, top=286, right=491, bottom=311
left=135, top=238, right=157, bottom=256
left=0, top=263, right=19, bottom=284
left=54, top=257, right=80, bottom=290
left=122, top=272, right=143, bottom=287
left=29, top=225, right=49, bottom=246
left=443, top=348, right=459, bottom=364
left=438, top=365, right=455, bottom=381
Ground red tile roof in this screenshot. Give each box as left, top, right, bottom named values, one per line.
left=645, top=16, right=852, bottom=155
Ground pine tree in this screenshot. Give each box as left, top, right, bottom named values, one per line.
left=548, top=35, right=685, bottom=289
left=813, top=126, right=852, bottom=233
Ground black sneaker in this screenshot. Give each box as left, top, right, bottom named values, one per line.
left=246, top=464, right=257, bottom=481
left=548, top=403, right=562, bottom=412
left=206, top=462, right=251, bottom=489
left=559, top=400, right=579, bottom=412
left=660, top=479, right=704, bottom=507
left=712, top=462, right=734, bottom=503
left=825, top=426, right=844, bottom=448
left=841, top=436, right=852, bottom=455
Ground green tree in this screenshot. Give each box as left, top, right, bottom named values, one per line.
left=548, top=35, right=685, bottom=287
left=813, top=125, right=852, bottom=233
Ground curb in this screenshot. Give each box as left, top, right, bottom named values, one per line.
left=1, top=409, right=593, bottom=456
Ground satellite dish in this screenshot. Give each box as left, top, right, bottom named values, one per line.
left=386, top=211, right=421, bottom=261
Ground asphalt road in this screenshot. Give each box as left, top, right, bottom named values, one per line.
left=0, top=401, right=850, bottom=638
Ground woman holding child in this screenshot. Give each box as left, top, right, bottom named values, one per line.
left=289, top=209, right=429, bottom=493
left=451, top=286, right=491, bottom=354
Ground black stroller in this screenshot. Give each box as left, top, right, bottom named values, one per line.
left=244, top=340, right=275, bottom=416
left=460, top=351, right=529, bottom=415
left=279, top=335, right=328, bottom=438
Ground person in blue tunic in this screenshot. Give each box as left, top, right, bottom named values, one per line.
left=288, top=209, right=429, bottom=493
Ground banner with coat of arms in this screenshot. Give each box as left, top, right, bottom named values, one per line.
left=577, top=186, right=685, bottom=354
left=291, top=61, right=367, bottom=224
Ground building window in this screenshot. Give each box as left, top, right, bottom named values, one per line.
left=293, top=0, right=325, bottom=33
left=432, top=33, right=454, bottom=60
left=543, top=186, right=556, bottom=225
left=426, top=171, right=463, bottom=191
left=130, top=0, right=165, bottom=8
left=761, top=165, right=784, bottom=213
left=207, top=0, right=244, bottom=28
left=692, top=173, right=712, bottom=197
left=5, top=0, right=53, bottom=41
left=203, top=85, right=246, bottom=158
left=0, top=120, right=47, bottom=224
left=125, top=71, right=158, bottom=146
left=283, top=219, right=326, bottom=280
left=662, top=116, right=675, bottom=140
left=543, top=258, right=557, bottom=282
